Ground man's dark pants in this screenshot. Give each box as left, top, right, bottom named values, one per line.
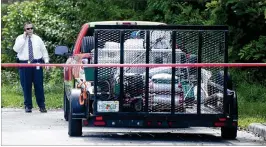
left=19, top=59, right=45, bottom=109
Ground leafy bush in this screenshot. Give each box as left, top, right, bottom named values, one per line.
left=1, top=69, right=63, bottom=96
left=1, top=70, right=18, bottom=84
left=239, top=36, right=266, bottom=62
left=1, top=0, right=77, bottom=65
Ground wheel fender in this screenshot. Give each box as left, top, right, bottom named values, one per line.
left=227, top=90, right=238, bottom=118
left=70, top=89, right=85, bottom=114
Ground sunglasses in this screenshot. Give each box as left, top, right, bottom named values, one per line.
left=26, top=28, right=33, bottom=30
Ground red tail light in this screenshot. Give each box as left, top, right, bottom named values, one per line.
left=83, top=120, right=89, bottom=126
left=96, top=116, right=103, bottom=121
left=214, top=122, right=225, bottom=127
left=147, top=121, right=152, bottom=126
left=94, top=121, right=106, bottom=126
left=157, top=121, right=162, bottom=126
left=168, top=121, right=172, bottom=127
left=219, top=118, right=226, bottom=121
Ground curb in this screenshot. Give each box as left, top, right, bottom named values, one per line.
left=248, top=123, right=266, bottom=141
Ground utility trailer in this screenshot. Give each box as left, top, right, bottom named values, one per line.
left=55, top=21, right=238, bottom=139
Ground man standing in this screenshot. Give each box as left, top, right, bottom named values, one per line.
left=13, top=22, right=49, bottom=113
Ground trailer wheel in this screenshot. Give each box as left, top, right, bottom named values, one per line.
left=68, top=89, right=83, bottom=137
left=63, top=86, right=69, bottom=121
left=221, top=126, right=237, bottom=140
left=68, top=111, right=82, bottom=137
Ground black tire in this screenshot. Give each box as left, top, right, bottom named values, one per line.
left=63, top=87, right=69, bottom=121
left=68, top=97, right=82, bottom=137
left=68, top=111, right=82, bottom=137
left=221, top=91, right=238, bottom=140
left=68, top=90, right=83, bottom=137
left=81, top=36, right=94, bottom=53
left=221, top=126, right=237, bottom=140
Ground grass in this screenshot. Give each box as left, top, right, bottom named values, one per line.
left=1, top=82, right=63, bottom=109
left=230, top=69, right=266, bottom=128
left=238, top=100, right=266, bottom=128
left=236, top=81, right=266, bottom=128
left=238, top=116, right=266, bottom=129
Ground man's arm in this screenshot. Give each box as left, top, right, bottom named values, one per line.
left=39, top=38, right=49, bottom=63
left=13, top=35, right=27, bottom=53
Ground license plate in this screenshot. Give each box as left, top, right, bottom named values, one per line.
left=97, top=101, right=119, bottom=112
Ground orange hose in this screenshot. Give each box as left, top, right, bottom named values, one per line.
left=78, top=81, right=88, bottom=105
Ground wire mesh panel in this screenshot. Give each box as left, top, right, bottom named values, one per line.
left=92, top=29, right=147, bottom=112
left=92, top=30, right=121, bottom=101
left=201, top=31, right=225, bottom=114
left=175, top=31, right=199, bottom=114
left=122, top=30, right=146, bottom=112
left=147, top=30, right=180, bottom=113
left=92, top=26, right=227, bottom=114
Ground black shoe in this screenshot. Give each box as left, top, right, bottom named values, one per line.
left=25, top=107, right=32, bottom=113
left=39, top=107, right=47, bottom=113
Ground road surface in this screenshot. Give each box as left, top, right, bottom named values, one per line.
left=1, top=108, right=265, bottom=146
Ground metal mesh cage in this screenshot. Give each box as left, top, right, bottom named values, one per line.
left=92, top=27, right=226, bottom=114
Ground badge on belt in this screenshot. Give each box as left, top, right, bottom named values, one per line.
left=28, top=61, right=31, bottom=64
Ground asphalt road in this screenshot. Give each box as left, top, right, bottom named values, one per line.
left=1, top=108, right=266, bottom=146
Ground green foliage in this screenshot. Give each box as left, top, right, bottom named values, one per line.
left=43, top=68, right=64, bottom=86
left=225, top=0, right=265, bottom=61
left=235, top=36, right=266, bottom=83
left=204, top=0, right=226, bottom=25
left=1, top=1, right=77, bottom=65
left=144, top=0, right=207, bottom=24
left=1, top=70, right=19, bottom=85
left=1, top=69, right=63, bottom=94
left=1, top=4, right=9, bottom=16
left=239, top=36, right=266, bottom=62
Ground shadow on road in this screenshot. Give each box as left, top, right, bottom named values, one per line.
left=80, top=132, right=232, bottom=144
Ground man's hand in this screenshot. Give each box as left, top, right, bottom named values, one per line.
left=45, top=66, right=50, bottom=71
left=45, top=63, right=50, bottom=71
left=23, top=32, right=27, bottom=39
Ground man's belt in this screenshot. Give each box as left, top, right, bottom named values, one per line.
left=19, top=58, right=44, bottom=63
